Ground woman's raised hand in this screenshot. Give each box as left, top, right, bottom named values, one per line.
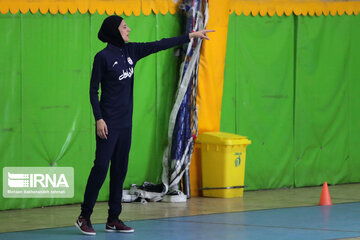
left=189, top=30, right=215, bottom=40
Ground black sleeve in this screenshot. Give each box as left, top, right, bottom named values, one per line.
left=131, top=34, right=190, bottom=62
left=89, top=52, right=105, bottom=121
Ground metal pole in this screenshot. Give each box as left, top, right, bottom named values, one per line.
left=183, top=168, right=191, bottom=199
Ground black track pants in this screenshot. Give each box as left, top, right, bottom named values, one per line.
left=81, top=126, right=132, bottom=220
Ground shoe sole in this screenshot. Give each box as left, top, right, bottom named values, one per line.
left=75, top=222, right=96, bottom=236
left=105, top=229, right=135, bottom=233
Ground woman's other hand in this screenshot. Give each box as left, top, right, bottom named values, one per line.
left=189, top=30, right=215, bottom=40
left=96, top=119, right=108, bottom=139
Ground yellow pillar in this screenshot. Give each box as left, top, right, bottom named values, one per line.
left=190, top=0, right=230, bottom=196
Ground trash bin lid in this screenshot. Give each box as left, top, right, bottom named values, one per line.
left=197, top=132, right=251, bottom=145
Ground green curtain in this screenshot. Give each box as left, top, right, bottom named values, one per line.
left=2, top=11, right=359, bottom=210
left=0, top=12, right=182, bottom=210
left=294, top=15, right=360, bottom=187
left=221, top=14, right=296, bottom=190
left=221, top=13, right=360, bottom=190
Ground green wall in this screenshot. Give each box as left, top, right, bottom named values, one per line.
left=221, top=14, right=360, bottom=190
left=1, top=11, right=359, bottom=210
left=0, top=12, right=183, bottom=210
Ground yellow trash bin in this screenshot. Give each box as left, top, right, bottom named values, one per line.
left=197, top=132, right=251, bottom=198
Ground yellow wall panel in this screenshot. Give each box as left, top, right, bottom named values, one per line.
left=2, top=0, right=359, bottom=16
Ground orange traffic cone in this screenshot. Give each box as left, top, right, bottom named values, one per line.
left=319, top=182, right=332, bottom=206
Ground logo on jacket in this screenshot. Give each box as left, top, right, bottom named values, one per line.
left=127, top=57, right=133, bottom=65
left=119, top=67, right=134, bottom=81
left=112, top=61, right=118, bottom=67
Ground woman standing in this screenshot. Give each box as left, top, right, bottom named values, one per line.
left=75, top=15, right=213, bottom=236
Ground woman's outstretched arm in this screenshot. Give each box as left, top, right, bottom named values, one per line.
left=129, top=30, right=215, bottom=62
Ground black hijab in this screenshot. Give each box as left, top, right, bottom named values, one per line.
left=98, top=15, right=125, bottom=47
